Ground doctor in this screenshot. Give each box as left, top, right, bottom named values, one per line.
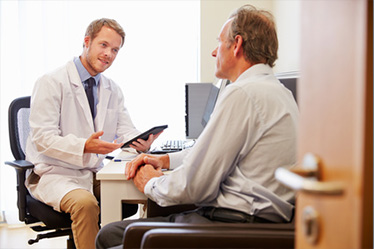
left=25, top=18, right=159, bottom=249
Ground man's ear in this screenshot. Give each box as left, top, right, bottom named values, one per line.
left=233, top=35, right=243, bottom=57
left=83, top=36, right=90, bottom=48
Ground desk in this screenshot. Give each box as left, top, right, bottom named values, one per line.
left=97, top=150, right=147, bottom=226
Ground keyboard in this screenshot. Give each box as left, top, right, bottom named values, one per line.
left=150, top=140, right=195, bottom=154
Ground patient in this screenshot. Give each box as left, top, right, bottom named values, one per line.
left=96, top=4, right=299, bottom=249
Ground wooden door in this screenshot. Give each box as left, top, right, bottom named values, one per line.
left=296, top=0, right=373, bottom=248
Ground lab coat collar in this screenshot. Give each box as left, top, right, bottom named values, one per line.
left=67, top=61, right=95, bottom=131
left=95, top=76, right=112, bottom=131
left=67, top=60, right=113, bottom=132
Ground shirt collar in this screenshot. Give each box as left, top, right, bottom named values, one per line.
left=234, top=63, right=273, bottom=84
left=73, top=57, right=101, bottom=85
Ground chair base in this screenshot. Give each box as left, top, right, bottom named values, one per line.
left=28, top=227, right=75, bottom=249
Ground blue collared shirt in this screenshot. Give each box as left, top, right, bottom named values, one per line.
left=73, top=57, right=100, bottom=118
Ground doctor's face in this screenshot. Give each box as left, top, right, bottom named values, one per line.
left=82, top=26, right=122, bottom=76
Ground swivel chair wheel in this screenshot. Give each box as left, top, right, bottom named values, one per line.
left=28, top=238, right=39, bottom=245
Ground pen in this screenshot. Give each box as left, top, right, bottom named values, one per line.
left=114, top=159, right=123, bottom=162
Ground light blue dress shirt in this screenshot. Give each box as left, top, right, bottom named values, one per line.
left=73, top=57, right=100, bottom=118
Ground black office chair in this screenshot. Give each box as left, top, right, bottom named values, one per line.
left=5, top=96, right=139, bottom=248
left=5, top=96, right=75, bottom=248
left=124, top=221, right=295, bottom=249
left=122, top=197, right=295, bottom=249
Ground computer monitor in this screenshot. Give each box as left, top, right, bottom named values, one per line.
left=201, top=79, right=230, bottom=127
left=276, top=71, right=299, bottom=103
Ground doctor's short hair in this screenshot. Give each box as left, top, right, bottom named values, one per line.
left=228, top=5, right=278, bottom=68
left=83, top=18, right=126, bottom=48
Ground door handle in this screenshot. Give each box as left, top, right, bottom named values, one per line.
left=275, top=153, right=344, bottom=195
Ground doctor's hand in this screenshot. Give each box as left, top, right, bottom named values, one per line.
left=133, top=164, right=163, bottom=193
left=129, top=131, right=163, bottom=153
left=84, top=131, right=123, bottom=154
left=125, top=153, right=169, bottom=180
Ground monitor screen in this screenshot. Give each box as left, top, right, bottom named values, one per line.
left=276, top=71, right=298, bottom=102
left=201, top=79, right=230, bottom=127
left=201, top=85, right=219, bottom=127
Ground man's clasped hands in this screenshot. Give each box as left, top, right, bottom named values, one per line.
left=125, top=153, right=170, bottom=193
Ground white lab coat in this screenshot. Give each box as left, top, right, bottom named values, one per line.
left=26, top=60, right=140, bottom=212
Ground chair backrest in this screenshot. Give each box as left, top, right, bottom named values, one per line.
left=8, top=96, right=31, bottom=160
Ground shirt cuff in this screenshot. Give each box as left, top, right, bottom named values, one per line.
left=168, top=149, right=190, bottom=170
left=144, top=177, right=158, bottom=196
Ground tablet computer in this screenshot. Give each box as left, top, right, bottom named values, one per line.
left=121, top=125, right=168, bottom=148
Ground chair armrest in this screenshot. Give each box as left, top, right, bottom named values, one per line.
left=123, top=221, right=295, bottom=249
left=5, top=159, right=34, bottom=221
left=5, top=160, right=34, bottom=170
left=141, top=228, right=294, bottom=249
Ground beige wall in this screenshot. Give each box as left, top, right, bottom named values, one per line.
left=200, top=0, right=300, bottom=82
left=273, top=0, right=301, bottom=74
